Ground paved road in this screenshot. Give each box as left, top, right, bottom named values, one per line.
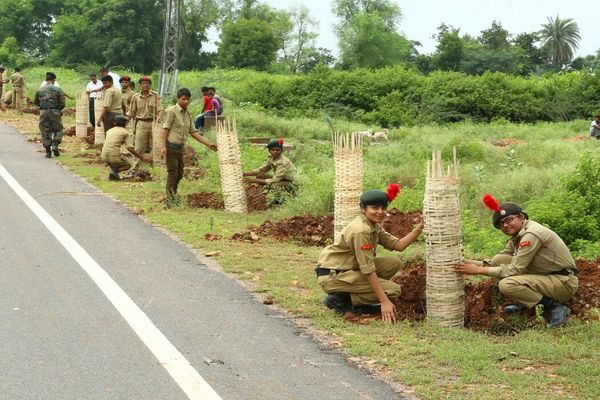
left=0, top=123, right=404, bottom=400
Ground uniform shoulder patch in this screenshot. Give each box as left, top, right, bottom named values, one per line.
left=518, top=240, right=531, bottom=248
left=360, top=243, right=374, bottom=250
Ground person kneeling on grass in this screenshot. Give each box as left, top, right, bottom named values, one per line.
left=453, top=194, right=578, bottom=328
left=243, top=138, right=297, bottom=205
left=316, top=184, right=424, bottom=324
left=101, top=115, right=151, bottom=181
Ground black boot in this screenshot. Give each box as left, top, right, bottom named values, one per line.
left=51, top=142, right=60, bottom=157
left=323, top=292, right=353, bottom=314
left=504, top=303, right=526, bottom=314
left=539, top=296, right=571, bottom=328
left=44, top=145, right=51, bottom=158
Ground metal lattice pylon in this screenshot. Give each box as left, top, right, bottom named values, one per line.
left=159, top=0, right=180, bottom=98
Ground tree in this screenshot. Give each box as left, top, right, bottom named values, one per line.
left=333, top=0, right=413, bottom=69
left=299, top=47, right=336, bottom=73
left=539, top=15, right=581, bottom=70
left=179, top=0, right=222, bottom=70
left=432, top=27, right=464, bottom=71
left=280, top=5, right=318, bottom=74
left=512, top=32, right=549, bottom=75
left=218, top=18, right=279, bottom=70
left=479, top=20, right=510, bottom=50
left=0, top=37, right=31, bottom=67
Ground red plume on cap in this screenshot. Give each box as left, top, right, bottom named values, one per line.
left=482, top=193, right=501, bottom=212
left=386, top=183, right=401, bottom=202
left=278, top=138, right=284, bottom=146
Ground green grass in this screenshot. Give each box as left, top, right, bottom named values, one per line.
left=5, top=78, right=600, bottom=399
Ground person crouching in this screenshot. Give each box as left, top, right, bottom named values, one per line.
left=101, top=115, right=151, bottom=180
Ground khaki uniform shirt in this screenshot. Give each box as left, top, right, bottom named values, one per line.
left=128, top=91, right=163, bottom=120
left=121, top=88, right=135, bottom=111
left=103, top=86, right=123, bottom=113
left=101, top=127, right=130, bottom=158
left=249, top=155, right=297, bottom=184
left=487, top=220, right=576, bottom=278
left=317, top=214, right=399, bottom=275
left=11, top=72, right=24, bottom=87
left=162, top=104, right=194, bottom=145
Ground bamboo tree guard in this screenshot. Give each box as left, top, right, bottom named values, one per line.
left=333, top=132, right=363, bottom=240
left=424, top=148, right=465, bottom=328
left=215, top=118, right=247, bottom=213
left=152, top=121, right=164, bottom=166
left=75, top=93, right=88, bottom=138
left=1, top=70, right=6, bottom=109
left=93, top=95, right=105, bottom=145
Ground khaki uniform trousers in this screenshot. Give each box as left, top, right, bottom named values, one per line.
left=12, top=86, right=23, bottom=109
left=135, top=120, right=153, bottom=153
left=101, top=153, right=132, bottom=170
left=494, top=255, right=578, bottom=308
left=318, top=256, right=402, bottom=306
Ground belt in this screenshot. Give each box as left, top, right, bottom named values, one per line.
left=315, top=267, right=342, bottom=277
left=551, top=268, right=578, bottom=276
left=40, top=108, right=60, bottom=111
left=166, top=142, right=183, bottom=150
left=136, top=118, right=153, bottom=122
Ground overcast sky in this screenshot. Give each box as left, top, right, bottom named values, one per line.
left=259, top=0, right=599, bottom=57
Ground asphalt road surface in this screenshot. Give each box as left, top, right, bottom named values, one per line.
left=0, top=123, right=404, bottom=400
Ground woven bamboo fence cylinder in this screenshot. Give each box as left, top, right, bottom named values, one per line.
left=75, top=93, right=88, bottom=138
left=93, top=95, right=105, bottom=145
left=216, top=118, right=247, bottom=213
left=1, top=71, right=6, bottom=108
left=424, top=148, right=464, bottom=328
left=152, top=121, right=164, bottom=166
left=333, top=132, right=363, bottom=240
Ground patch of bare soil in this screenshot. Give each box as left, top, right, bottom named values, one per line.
left=232, top=209, right=422, bottom=247
left=490, top=138, right=519, bottom=147
left=85, top=126, right=95, bottom=145
left=75, top=152, right=103, bottom=165
left=384, top=256, right=600, bottom=334
left=563, top=135, right=590, bottom=142
left=122, top=170, right=152, bottom=182
left=65, top=126, right=76, bottom=137
left=187, top=185, right=269, bottom=213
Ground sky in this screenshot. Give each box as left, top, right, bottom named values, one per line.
left=256, top=0, right=599, bottom=58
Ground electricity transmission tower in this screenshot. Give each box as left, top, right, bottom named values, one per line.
left=159, top=0, right=181, bottom=97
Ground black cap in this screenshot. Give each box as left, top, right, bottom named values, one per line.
left=114, top=115, right=128, bottom=126
left=492, top=202, right=529, bottom=229
left=46, top=72, right=57, bottom=81
left=266, top=139, right=283, bottom=149
left=359, top=190, right=389, bottom=207
left=0, top=66, right=5, bottom=71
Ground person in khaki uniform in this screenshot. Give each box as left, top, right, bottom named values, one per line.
left=119, top=75, right=135, bottom=113
left=454, top=195, right=578, bottom=328
left=128, top=76, right=163, bottom=156
left=101, top=115, right=151, bottom=180
left=160, top=87, right=217, bottom=206
left=0, top=67, right=8, bottom=111
left=316, top=185, right=424, bottom=324
left=243, top=138, right=298, bottom=204
left=97, top=75, right=125, bottom=133
left=11, top=67, right=25, bottom=110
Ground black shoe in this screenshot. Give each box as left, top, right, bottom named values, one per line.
left=351, top=304, right=381, bottom=314
left=52, top=145, right=60, bottom=156
left=547, top=303, right=571, bottom=328
left=108, top=171, right=120, bottom=181
left=44, top=146, right=51, bottom=158
left=323, top=293, right=353, bottom=314
left=504, top=303, right=526, bottom=314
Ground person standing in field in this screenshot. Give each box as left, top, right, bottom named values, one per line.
left=0, top=67, right=8, bottom=111
left=34, top=72, right=65, bottom=158
left=96, top=75, right=125, bottom=133
left=127, top=76, right=163, bottom=175
left=11, top=67, right=25, bottom=110
left=589, top=115, right=600, bottom=139
left=161, top=87, right=217, bottom=207
left=86, top=73, right=103, bottom=126
left=453, top=194, right=578, bottom=328
left=120, top=76, right=135, bottom=113
left=316, top=185, right=424, bottom=323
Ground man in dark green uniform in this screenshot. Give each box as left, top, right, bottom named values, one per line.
left=454, top=195, right=578, bottom=328
left=34, top=72, right=65, bottom=158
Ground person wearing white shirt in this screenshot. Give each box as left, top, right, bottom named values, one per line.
left=589, top=115, right=600, bottom=139
left=99, top=67, right=121, bottom=90
left=86, top=73, right=103, bottom=126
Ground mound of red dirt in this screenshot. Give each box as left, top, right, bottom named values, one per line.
left=233, top=209, right=422, bottom=246
left=388, top=256, right=600, bottom=333
left=65, top=126, right=76, bottom=137
left=187, top=185, right=268, bottom=213
left=85, top=127, right=95, bottom=145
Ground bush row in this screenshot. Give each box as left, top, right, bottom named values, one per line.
left=227, top=67, right=600, bottom=127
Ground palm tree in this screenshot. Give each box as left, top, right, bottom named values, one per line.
left=539, top=16, right=581, bottom=70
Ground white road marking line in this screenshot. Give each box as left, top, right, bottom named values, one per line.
left=0, top=163, right=222, bottom=400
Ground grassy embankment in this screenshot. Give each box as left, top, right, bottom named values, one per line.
left=4, top=66, right=600, bottom=399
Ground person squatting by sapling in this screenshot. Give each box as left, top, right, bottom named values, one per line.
left=453, top=194, right=578, bottom=328
left=243, top=138, right=298, bottom=205
left=316, top=184, right=424, bottom=324
left=100, top=115, right=151, bottom=181
left=34, top=72, right=65, bottom=158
